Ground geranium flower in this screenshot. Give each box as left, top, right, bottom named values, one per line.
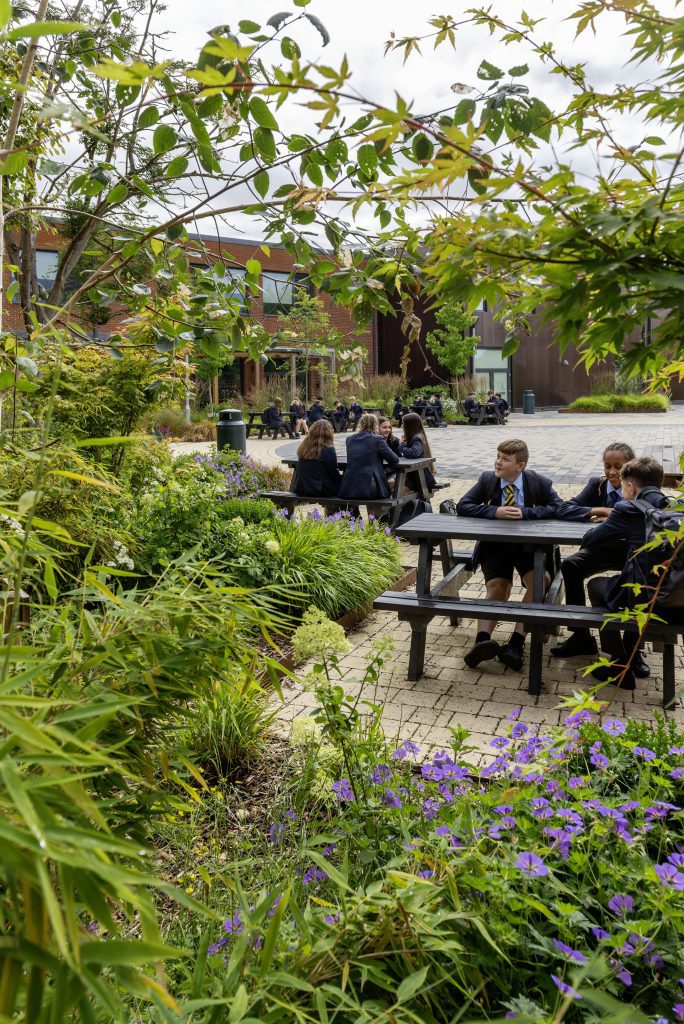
left=608, top=893, right=633, bottom=916
left=516, top=851, right=548, bottom=877
left=553, top=938, right=588, bottom=962
left=551, top=974, right=582, bottom=1000
left=655, top=864, right=684, bottom=890
left=602, top=718, right=626, bottom=735
left=331, top=778, right=354, bottom=801
left=633, top=746, right=657, bottom=761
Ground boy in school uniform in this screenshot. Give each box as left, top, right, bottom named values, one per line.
left=582, top=456, right=671, bottom=690
left=456, top=438, right=563, bottom=671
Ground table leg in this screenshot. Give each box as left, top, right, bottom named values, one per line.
left=663, top=642, right=676, bottom=709
left=408, top=620, right=428, bottom=681
left=391, top=469, right=407, bottom=528
left=416, top=467, right=429, bottom=501
left=439, top=539, right=460, bottom=626
left=528, top=635, right=543, bottom=696
left=532, top=549, right=545, bottom=603
left=416, top=541, right=433, bottom=596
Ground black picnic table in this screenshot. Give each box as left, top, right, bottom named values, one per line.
left=395, top=515, right=593, bottom=691
left=245, top=410, right=297, bottom=439
left=472, top=401, right=504, bottom=425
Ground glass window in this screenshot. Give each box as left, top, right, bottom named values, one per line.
left=473, top=347, right=508, bottom=372
left=473, top=298, right=488, bottom=312
left=12, top=250, right=61, bottom=302
left=262, top=271, right=309, bottom=315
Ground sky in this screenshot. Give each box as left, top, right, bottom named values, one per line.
left=150, top=0, right=671, bottom=240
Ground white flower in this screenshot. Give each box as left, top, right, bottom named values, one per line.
left=0, top=514, right=24, bottom=536
left=265, top=539, right=280, bottom=555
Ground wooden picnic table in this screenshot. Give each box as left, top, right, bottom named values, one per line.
left=394, top=514, right=593, bottom=691
left=474, top=401, right=505, bottom=425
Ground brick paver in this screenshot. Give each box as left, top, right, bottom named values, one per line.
left=173, top=410, right=684, bottom=758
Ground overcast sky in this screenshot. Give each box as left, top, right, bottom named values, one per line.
left=152, top=0, right=672, bottom=240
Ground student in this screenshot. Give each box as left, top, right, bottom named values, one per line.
left=398, top=412, right=436, bottom=494
left=338, top=413, right=399, bottom=502
left=456, top=438, right=563, bottom=671
left=307, top=396, right=326, bottom=424
left=348, top=396, right=364, bottom=431
left=378, top=416, right=401, bottom=456
left=333, top=399, right=348, bottom=431
left=412, top=395, right=429, bottom=412
left=392, top=396, right=408, bottom=425
left=464, top=392, right=481, bottom=422
left=293, top=420, right=341, bottom=499
left=290, top=397, right=308, bottom=436
left=552, top=443, right=641, bottom=663
left=264, top=398, right=285, bottom=432
left=429, top=394, right=443, bottom=421
left=494, top=392, right=509, bottom=417
left=583, top=457, right=671, bottom=690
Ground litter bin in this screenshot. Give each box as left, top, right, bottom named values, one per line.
left=216, top=408, right=246, bottom=453
left=522, top=390, right=535, bottom=415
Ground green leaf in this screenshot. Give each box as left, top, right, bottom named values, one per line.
left=0, top=152, right=29, bottom=176
left=165, top=156, right=188, bottom=177
left=288, top=135, right=310, bottom=152
left=477, top=59, right=504, bottom=81
left=0, top=0, right=11, bottom=29
left=304, top=13, right=330, bottom=46
left=528, top=98, right=553, bottom=142
left=6, top=21, right=86, bottom=40
left=266, top=12, right=291, bottom=31
left=153, top=124, right=177, bottom=155
left=412, top=133, right=433, bottom=162
left=106, top=182, right=129, bottom=204
left=111, top=10, right=121, bottom=28
left=254, top=169, right=269, bottom=198
left=229, top=985, right=249, bottom=1023
left=357, top=143, right=378, bottom=175
left=44, top=558, right=58, bottom=601
left=138, top=106, right=159, bottom=129
left=508, top=63, right=529, bottom=76
left=643, top=135, right=665, bottom=146
left=15, top=356, right=39, bottom=378
left=502, top=335, right=520, bottom=358
left=396, top=967, right=428, bottom=1004
left=249, top=96, right=279, bottom=132
left=245, top=259, right=261, bottom=276
left=238, top=20, right=261, bottom=33
left=453, top=98, right=475, bottom=125
left=253, top=127, right=276, bottom=162
left=79, top=941, right=185, bottom=966
left=132, top=174, right=155, bottom=199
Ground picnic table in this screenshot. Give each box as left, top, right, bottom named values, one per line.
left=472, top=401, right=505, bottom=425
left=374, top=514, right=682, bottom=705
left=411, top=404, right=443, bottom=427
left=245, top=410, right=297, bottom=439
left=259, top=453, right=436, bottom=528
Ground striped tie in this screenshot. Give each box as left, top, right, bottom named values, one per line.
left=503, top=484, right=516, bottom=507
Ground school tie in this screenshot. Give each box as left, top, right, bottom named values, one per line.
left=607, top=490, right=620, bottom=507
left=503, top=483, right=516, bottom=507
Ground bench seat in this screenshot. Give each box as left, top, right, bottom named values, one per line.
left=259, top=491, right=399, bottom=512
left=373, top=591, right=681, bottom=707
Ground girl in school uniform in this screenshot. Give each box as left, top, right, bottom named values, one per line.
left=290, top=397, right=308, bottom=436
left=398, top=412, right=436, bottom=494
left=338, top=414, right=399, bottom=501
left=293, top=420, right=341, bottom=499
left=560, top=441, right=636, bottom=521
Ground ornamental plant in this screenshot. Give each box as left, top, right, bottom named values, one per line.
left=198, top=669, right=684, bottom=1024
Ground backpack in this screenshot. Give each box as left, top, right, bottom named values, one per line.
left=397, top=498, right=432, bottom=527
left=439, top=497, right=458, bottom=516
left=631, top=494, right=684, bottom=607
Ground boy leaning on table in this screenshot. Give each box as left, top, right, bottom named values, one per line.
left=455, top=438, right=563, bottom=672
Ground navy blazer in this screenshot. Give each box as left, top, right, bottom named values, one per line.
left=307, top=401, right=326, bottom=423
left=398, top=436, right=435, bottom=492
left=430, top=399, right=443, bottom=417
left=293, top=446, right=341, bottom=498
left=582, top=488, right=670, bottom=609
left=392, top=400, right=407, bottom=421
left=334, top=405, right=348, bottom=420
left=557, top=476, right=611, bottom=522
left=264, top=404, right=283, bottom=428
left=290, top=400, right=307, bottom=419
left=338, top=432, right=400, bottom=499
left=456, top=469, right=563, bottom=520
left=349, top=402, right=363, bottom=422
left=464, top=397, right=480, bottom=418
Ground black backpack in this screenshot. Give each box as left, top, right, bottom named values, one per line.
left=631, top=494, right=684, bottom=607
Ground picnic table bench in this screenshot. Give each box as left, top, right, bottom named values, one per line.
left=259, top=454, right=436, bottom=528
left=245, top=410, right=296, bottom=439
left=373, top=514, right=682, bottom=707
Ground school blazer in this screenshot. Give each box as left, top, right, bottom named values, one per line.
left=398, top=436, right=435, bottom=492
left=307, top=401, right=326, bottom=423
left=264, top=404, right=283, bottom=428
left=557, top=475, right=609, bottom=522
left=293, top=446, right=341, bottom=498
left=582, top=489, right=670, bottom=609
left=456, top=469, right=563, bottom=520
left=338, top=432, right=399, bottom=500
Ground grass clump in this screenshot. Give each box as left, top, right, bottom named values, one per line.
left=568, top=393, right=669, bottom=412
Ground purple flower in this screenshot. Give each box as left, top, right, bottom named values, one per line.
left=669, top=746, right=684, bottom=756
left=512, top=722, right=528, bottom=739
left=551, top=974, right=582, bottom=1000
left=417, top=869, right=434, bottom=879
left=490, top=736, right=510, bottom=749
left=633, top=746, right=657, bottom=761
left=608, top=893, right=633, bottom=916
left=392, top=740, right=420, bottom=760
left=435, top=825, right=450, bottom=837
left=616, top=966, right=632, bottom=986
left=568, top=776, right=585, bottom=789
left=324, top=913, right=340, bottom=925
left=422, top=798, right=440, bottom=821
left=303, top=866, right=328, bottom=886
left=553, top=938, right=588, bottom=962
left=564, top=710, right=592, bottom=726
left=382, top=788, right=402, bottom=809
left=530, top=797, right=550, bottom=810
left=332, top=778, right=354, bottom=801
left=370, top=764, right=391, bottom=785
left=269, top=821, right=285, bottom=844
left=591, top=927, right=610, bottom=940
left=508, top=707, right=522, bottom=721
left=668, top=853, right=684, bottom=868
left=655, top=864, right=684, bottom=890
left=516, top=851, right=548, bottom=877
left=557, top=809, right=583, bottom=827
left=674, top=1007, right=684, bottom=1023
left=602, top=718, right=626, bottom=736
left=671, top=768, right=684, bottom=782
left=590, top=752, right=609, bottom=768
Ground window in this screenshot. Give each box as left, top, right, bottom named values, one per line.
left=473, top=346, right=510, bottom=402
left=11, top=250, right=61, bottom=302
left=473, top=298, right=488, bottom=312
left=262, top=271, right=309, bottom=316
left=473, top=347, right=508, bottom=372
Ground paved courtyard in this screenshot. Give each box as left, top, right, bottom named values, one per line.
left=176, top=408, right=684, bottom=757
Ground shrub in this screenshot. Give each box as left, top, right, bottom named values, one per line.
left=118, top=436, right=174, bottom=494
left=569, top=394, right=669, bottom=412
left=362, top=374, right=405, bottom=412
left=188, top=446, right=290, bottom=494
left=137, top=404, right=216, bottom=440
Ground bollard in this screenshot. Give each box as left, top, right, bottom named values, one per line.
left=216, top=408, right=246, bottom=453
left=522, top=390, right=535, bottom=415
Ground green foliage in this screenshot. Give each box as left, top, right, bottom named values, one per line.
left=137, top=404, right=216, bottom=441
left=424, top=301, right=480, bottom=378
left=362, top=374, right=405, bottom=411
left=117, top=436, right=174, bottom=495
left=568, top=394, right=669, bottom=412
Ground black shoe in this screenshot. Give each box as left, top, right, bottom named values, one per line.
left=590, top=664, right=636, bottom=691
left=464, top=638, right=500, bottom=668
left=633, top=652, right=650, bottom=678
left=498, top=642, right=525, bottom=671
left=550, top=633, right=598, bottom=658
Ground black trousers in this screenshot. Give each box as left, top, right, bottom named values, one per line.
left=587, top=576, right=639, bottom=662
left=561, top=544, right=625, bottom=637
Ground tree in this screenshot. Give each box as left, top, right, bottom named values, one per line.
left=424, top=302, right=479, bottom=380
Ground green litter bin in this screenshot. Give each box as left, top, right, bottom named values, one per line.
left=522, top=390, right=535, bottom=415
left=216, top=408, right=246, bottom=453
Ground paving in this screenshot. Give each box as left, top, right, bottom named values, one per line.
left=173, top=409, right=684, bottom=757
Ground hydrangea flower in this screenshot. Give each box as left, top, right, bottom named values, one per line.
left=516, top=851, right=548, bottom=877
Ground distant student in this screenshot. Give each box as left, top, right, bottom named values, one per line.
left=264, top=398, right=285, bottom=433
left=293, top=420, right=341, bottom=501
left=290, top=397, right=308, bottom=436
left=333, top=399, right=348, bottom=431
left=338, top=413, right=399, bottom=503
left=392, top=396, right=408, bottom=425
left=456, top=438, right=563, bottom=671
left=464, top=392, right=480, bottom=421
left=307, top=396, right=326, bottom=424
left=494, top=392, right=509, bottom=417
left=398, top=412, right=436, bottom=494
left=552, top=442, right=641, bottom=662
left=583, top=457, right=670, bottom=690
left=348, top=396, right=363, bottom=431
left=429, top=394, right=443, bottom=420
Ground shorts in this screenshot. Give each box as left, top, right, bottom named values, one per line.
left=477, top=541, right=535, bottom=583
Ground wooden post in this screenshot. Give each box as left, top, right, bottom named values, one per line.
left=211, top=374, right=219, bottom=406
left=289, top=353, right=297, bottom=400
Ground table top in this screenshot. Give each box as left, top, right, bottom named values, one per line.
left=281, top=454, right=435, bottom=471
left=396, top=513, right=592, bottom=546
